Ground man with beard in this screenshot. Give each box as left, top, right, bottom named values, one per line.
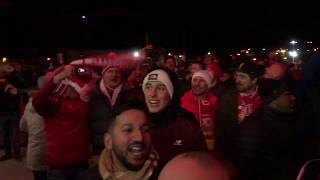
left=215, top=61, right=265, bottom=156
left=82, top=102, right=159, bottom=180
left=142, top=68, right=207, bottom=179
left=181, top=70, right=218, bottom=150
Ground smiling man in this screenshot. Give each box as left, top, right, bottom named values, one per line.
left=97, top=102, right=158, bottom=180
left=142, top=68, right=207, bottom=179
left=181, top=70, right=218, bottom=151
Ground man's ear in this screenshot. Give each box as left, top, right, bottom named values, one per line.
left=104, top=133, right=112, bottom=150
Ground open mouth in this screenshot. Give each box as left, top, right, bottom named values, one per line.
left=128, top=144, right=146, bottom=158
left=148, top=99, right=160, bottom=106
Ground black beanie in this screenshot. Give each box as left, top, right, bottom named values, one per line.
left=237, top=61, right=265, bottom=78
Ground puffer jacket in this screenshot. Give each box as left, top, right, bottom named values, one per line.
left=32, top=79, right=90, bottom=168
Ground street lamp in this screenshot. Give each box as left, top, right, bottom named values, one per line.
left=289, top=40, right=298, bottom=63
left=290, top=40, right=297, bottom=45
left=289, top=50, right=298, bottom=63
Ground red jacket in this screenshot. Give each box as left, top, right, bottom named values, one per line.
left=181, top=90, right=218, bottom=150
left=32, top=79, right=90, bottom=168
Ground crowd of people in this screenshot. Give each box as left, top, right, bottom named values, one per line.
left=0, top=49, right=320, bottom=180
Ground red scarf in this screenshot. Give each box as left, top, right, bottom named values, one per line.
left=237, top=88, right=262, bottom=123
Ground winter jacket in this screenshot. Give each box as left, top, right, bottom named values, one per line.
left=87, top=80, right=137, bottom=155
left=150, top=106, right=208, bottom=179
left=20, top=98, right=47, bottom=171
left=181, top=90, right=218, bottom=150
left=230, top=107, right=296, bottom=180
left=215, top=87, right=262, bottom=155
left=32, top=79, right=91, bottom=168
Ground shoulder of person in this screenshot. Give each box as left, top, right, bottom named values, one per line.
left=176, top=108, right=200, bottom=126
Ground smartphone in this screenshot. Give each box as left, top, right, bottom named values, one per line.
left=77, top=67, right=86, bottom=74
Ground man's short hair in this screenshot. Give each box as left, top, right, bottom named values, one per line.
left=106, top=100, right=149, bottom=133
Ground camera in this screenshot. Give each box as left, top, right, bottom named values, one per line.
left=77, top=67, right=86, bottom=74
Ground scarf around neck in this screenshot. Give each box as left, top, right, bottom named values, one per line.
left=99, top=148, right=154, bottom=180
left=99, top=80, right=123, bottom=107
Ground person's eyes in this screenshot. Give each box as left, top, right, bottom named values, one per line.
left=141, top=126, right=151, bottom=133
left=145, top=84, right=152, bottom=90
left=157, top=85, right=166, bottom=91
left=122, top=127, right=133, bottom=133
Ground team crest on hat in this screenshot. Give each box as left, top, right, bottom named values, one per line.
left=148, top=73, right=158, bottom=80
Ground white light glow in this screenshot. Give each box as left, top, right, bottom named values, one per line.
left=133, top=51, right=140, bottom=58
left=290, top=40, right=297, bottom=45
left=2, top=57, right=7, bottom=62
left=289, top=51, right=298, bottom=58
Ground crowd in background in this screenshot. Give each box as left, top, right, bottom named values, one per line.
left=1, top=47, right=320, bottom=180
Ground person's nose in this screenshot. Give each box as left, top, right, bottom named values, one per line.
left=132, top=130, right=143, bottom=142
left=148, top=88, right=157, bottom=97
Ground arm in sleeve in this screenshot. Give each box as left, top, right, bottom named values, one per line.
left=32, top=79, right=58, bottom=118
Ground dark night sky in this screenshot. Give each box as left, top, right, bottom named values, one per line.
left=0, top=0, right=319, bottom=57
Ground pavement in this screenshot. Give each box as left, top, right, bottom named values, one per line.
left=0, top=149, right=33, bottom=180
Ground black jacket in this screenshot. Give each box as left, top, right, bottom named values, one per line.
left=87, top=81, right=130, bottom=155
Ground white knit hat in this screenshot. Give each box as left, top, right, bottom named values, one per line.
left=142, top=69, right=174, bottom=99
left=192, top=70, right=213, bottom=87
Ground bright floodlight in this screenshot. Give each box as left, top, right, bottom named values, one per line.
left=207, top=52, right=211, bottom=55
left=290, top=40, right=297, bottom=45
left=289, top=51, right=298, bottom=58
left=81, top=15, right=87, bottom=19
left=47, top=57, right=51, bottom=61
left=133, top=51, right=140, bottom=58
left=2, top=57, right=7, bottom=62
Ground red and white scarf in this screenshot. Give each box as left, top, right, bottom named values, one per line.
left=237, top=87, right=262, bottom=123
